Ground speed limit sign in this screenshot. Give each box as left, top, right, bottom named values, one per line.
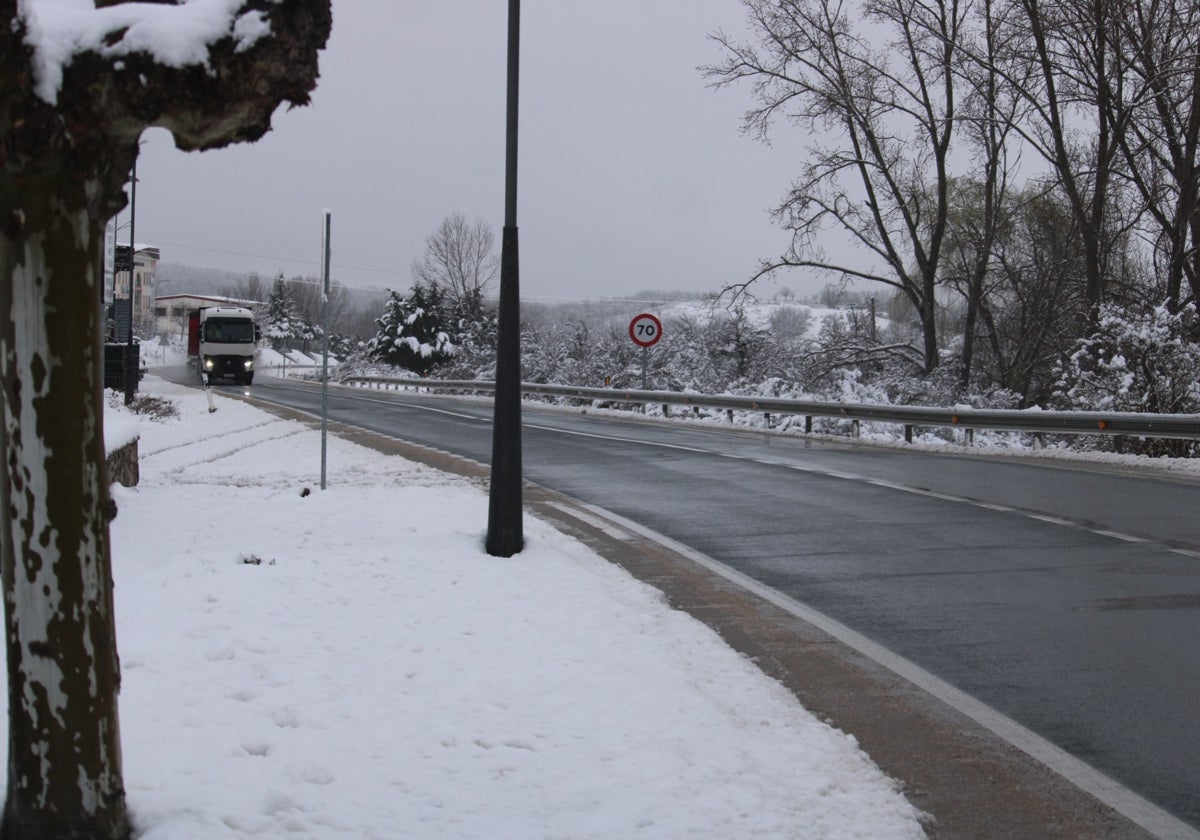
left=629, top=313, right=663, bottom=348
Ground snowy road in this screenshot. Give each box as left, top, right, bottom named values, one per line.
left=226, top=375, right=1200, bottom=834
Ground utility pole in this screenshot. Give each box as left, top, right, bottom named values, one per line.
left=486, top=0, right=523, bottom=557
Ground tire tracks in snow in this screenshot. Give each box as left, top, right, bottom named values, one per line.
left=139, top=419, right=308, bottom=480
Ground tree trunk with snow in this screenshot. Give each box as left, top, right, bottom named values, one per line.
left=1, top=178, right=129, bottom=840
left=1, top=3, right=331, bottom=837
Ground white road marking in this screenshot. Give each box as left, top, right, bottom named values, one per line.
left=523, top=422, right=711, bottom=453
left=547, top=500, right=1200, bottom=840
left=525, top=417, right=1181, bottom=554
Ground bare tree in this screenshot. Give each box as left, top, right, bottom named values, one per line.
left=288, top=274, right=352, bottom=343
left=411, top=213, right=499, bottom=315
left=979, top=184, right=1090, bottom=403
left=1107, top=0, right=1200, bottom=309
left=942, top=0, right=1024, bottom=388
left=219, top=271, right=270, bottom=305
left=0, top=3, right=330, bottom=838
left=979, top=0, right=1133, bottom=307
left=707, top=0, right=966, bottom=373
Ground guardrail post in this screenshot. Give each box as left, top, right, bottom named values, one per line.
left=1113, top=434, right=1125, bottom=454
left=904, top=424, right=913, bottom=443
left=727, top=409, right=734, bottom=424
left=663, top=404, right=670, bottom=417
left=851, top=419, right=860, bottom=438
left=764, top=412, right=772, bottom=429
left=805, top=415, right=813, bottom=434
left=965, top=428, right=975, bottom=447
left=1033, top=433, right=1045, bottom=450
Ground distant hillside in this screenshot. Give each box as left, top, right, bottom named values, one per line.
left=155, top=262, right=246, bottom=297
left=156, top=262, right=387, bottom=312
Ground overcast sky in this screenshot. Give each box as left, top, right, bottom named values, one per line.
left=132, top=0, right=815, bottom=302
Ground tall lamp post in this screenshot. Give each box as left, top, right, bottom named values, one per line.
left=486, top=0, right=523, bottom=557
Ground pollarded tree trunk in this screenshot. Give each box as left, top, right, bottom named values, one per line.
left=1, top=3, right=331, bottom=837
left=1, top=167, right=130, bottom=840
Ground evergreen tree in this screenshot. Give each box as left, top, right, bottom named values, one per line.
left=262, top=273, right=304, bottom=351
left=368, top=283, right=455, bottom=374
left=440, top=288, right=498, bottom=378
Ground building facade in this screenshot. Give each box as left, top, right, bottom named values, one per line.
left=113, top=243, right=160, bottom=334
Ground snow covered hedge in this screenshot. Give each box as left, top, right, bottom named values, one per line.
left=1053, top=303, right=1200, bottom=456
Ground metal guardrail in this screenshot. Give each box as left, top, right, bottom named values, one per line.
left=260, top=363, right=325, bottom=373
left=342, top=375, right=1200, bottom=443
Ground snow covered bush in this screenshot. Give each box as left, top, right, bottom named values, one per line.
left=1054, top=302, right=1200, bottom=455
left=1055, top=302, right=1200, bottom=413
left=438, top=290, right=499, bottom=379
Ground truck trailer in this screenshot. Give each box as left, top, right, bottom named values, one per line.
left=187, top=306, right=258, bottom=385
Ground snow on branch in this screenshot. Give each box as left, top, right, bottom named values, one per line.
left=19, top=0, right=272, bottom=102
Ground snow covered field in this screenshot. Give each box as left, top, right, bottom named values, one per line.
left=7, top=376, right=928, bottom=838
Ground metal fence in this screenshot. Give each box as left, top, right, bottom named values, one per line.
left=342, top=375, right=1200, bottom=445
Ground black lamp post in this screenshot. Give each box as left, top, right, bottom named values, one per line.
left=486, top=0, right=523, bottom=557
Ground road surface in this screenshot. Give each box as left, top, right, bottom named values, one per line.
left=204, top=374, right=1200, bottom=834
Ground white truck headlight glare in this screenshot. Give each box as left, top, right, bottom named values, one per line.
left=203, top=357, right=214, bottom=371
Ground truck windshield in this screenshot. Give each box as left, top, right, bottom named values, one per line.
left=202, top=319, right=255, bottom=343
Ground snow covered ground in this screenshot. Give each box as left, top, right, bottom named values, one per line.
left=6, top=376, right=929, bottom=838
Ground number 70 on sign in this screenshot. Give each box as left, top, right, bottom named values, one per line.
left=629, top=313, right=663, bottom=348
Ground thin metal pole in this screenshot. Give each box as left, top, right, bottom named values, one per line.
left=320, top=210, right=331, bottom=490
left=123, top=157, right=137, bottom=405
left=486, top=0, right=523, bottom=557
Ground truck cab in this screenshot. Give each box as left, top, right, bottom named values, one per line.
left=189, top=306, right=258, bottom=385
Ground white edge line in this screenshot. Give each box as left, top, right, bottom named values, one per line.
left=523, top=422, right=710, bottom=453
left=1094, top=530, right=1150, bottom=543
left=547, top=499, right=1200, bottom=840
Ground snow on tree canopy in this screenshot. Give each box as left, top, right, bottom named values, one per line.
left=19, top=0, right=273, bottom=103
left=368, top=285, right=456, bottom=375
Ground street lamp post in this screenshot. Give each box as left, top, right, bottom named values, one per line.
left=486, top=0, right=523, bottom=557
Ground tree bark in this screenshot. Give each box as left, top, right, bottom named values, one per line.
left=1, top=2, right=331, bottom=836
left=1, top=177, right=127, bottom=840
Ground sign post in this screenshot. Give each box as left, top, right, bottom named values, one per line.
left=629, top=312, right=663, bottom=391
left=320, top=209, right=332, bottom=490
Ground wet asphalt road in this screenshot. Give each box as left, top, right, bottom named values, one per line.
left=221, top=377, right=1200, bottom=832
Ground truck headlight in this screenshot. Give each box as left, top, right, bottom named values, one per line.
left=203, top=357, right=214, bottom=371
left=244, top=359, right=253, bottom=371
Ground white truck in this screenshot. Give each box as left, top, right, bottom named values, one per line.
left=187, top=306, right=258, bottom=385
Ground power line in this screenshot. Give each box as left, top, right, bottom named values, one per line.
left=150, top=238, right=405, bottom=278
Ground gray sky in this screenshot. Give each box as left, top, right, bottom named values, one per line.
left=133, top=0, right=813, bottom=302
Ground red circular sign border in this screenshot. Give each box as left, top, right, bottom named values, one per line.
left=629, top=313, right=664, bottom=348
